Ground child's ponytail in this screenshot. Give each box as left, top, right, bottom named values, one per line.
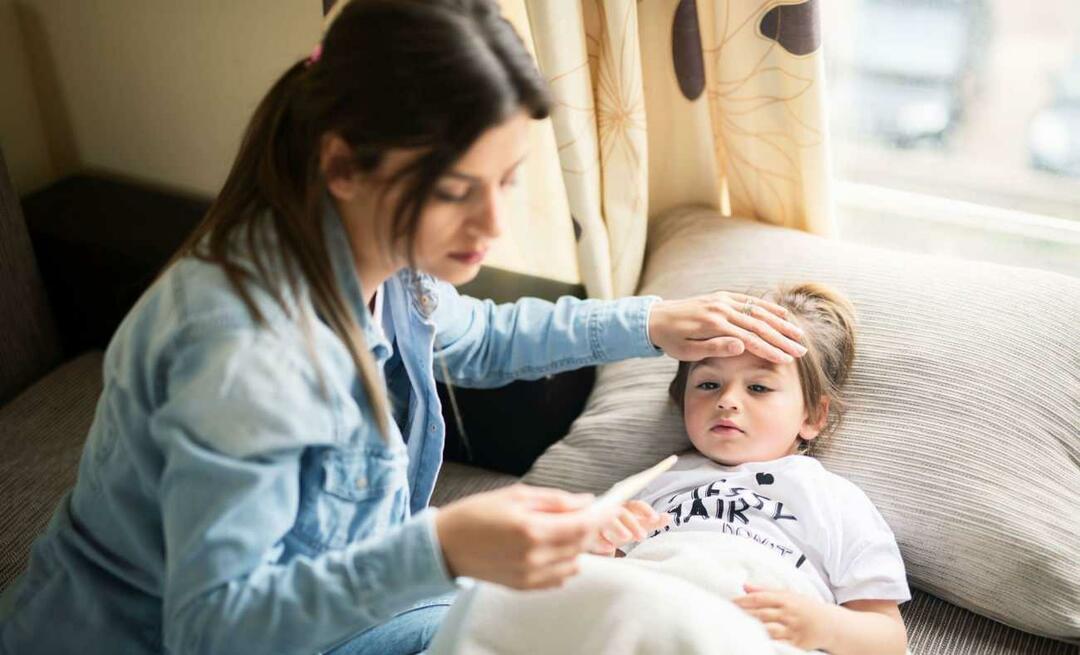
left=764, top=283, right=857, bottom=451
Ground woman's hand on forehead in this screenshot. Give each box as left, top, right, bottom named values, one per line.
left=647, top=291, right=807, bottom=364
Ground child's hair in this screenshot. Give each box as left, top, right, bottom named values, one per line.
left=169, top=0, right=550, bottom=440
left=668, top=283, right=858, bottom=455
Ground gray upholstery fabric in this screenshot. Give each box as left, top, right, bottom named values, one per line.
left=0, top=147, right=61, bottom=404
left=430, top=461, right=519, bottom=507
left=525, top=208, right=1080, bottom=646
left=903, top=591, right=1079, bottom=655
left=0, top=351, right=103, bottom=590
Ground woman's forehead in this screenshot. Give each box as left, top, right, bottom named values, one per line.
left=371, top=110, right=530, bottom=181
left=451, top=110, right=531, bottom=177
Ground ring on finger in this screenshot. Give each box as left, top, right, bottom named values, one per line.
left=741, top=299, right=755, bottom=315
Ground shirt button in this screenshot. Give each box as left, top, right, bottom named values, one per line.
left=355, top=477, right=367, bottom=489
left=430, top=424, right=437, bottom=432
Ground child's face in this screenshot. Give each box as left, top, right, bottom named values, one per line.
left=682, top=353, right=825, bottom=465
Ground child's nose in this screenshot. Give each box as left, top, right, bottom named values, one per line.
left=715, top=386, right=741, bottom=410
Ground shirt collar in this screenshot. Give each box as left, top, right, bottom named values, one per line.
left=322, top=198, right=392, bottom=363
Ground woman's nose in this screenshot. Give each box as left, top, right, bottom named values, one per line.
left=474, top=184, right=504, bottom=239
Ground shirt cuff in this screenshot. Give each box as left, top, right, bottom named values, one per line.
left=590, top=295, right=665, bottom=362
left=642, top=295, right=665, bottom=354
left=833, top=582, right=912, bottom=606
left=420, top=507, right=455, bottom=584
left=351, top=508, right=457, bottom=612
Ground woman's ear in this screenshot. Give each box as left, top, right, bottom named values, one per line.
left=319, top=132, right=363, bottom=201
left=799, top=396, right=830, bottom=441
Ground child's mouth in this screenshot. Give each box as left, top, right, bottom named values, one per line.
left=710, top=424, right=744, bottom=434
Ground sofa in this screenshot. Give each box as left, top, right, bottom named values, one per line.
left=1, top=146, right=1076, bottom=654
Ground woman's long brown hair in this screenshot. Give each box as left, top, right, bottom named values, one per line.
left=170, top=0, right=551, bottom=440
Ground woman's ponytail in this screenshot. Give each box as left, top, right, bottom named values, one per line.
left=173, top=56, right=394, bottom=441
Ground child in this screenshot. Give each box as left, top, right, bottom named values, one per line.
left=598, top=283, right=910, bottom=655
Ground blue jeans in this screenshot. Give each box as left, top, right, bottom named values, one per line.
left=327, top=592, right=455, bottom=655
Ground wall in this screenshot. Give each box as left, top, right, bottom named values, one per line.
left=1, top=0, right=573, bottom=281
left=4, top=0, right=322, bottom=197
left=0, top=0, right=54, bottom=194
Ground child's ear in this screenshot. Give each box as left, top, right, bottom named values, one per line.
left=799, top=396, right=830, bottom=441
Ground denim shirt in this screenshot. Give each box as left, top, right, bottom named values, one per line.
left=0, top=202, right=662, bottom=655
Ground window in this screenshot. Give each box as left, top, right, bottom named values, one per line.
left=824, top=0, right=1080, bottom=277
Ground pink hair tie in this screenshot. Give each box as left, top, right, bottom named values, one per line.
left=306, top=43, right=323, bottom=67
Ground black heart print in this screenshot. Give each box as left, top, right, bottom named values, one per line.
left=756, top=473, right=775, bottom=485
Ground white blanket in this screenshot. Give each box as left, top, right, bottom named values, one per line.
left=429, top=532, right=831, bottom=655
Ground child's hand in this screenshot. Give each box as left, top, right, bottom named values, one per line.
left=589, top=501, right=670, bottom=556
left=732, top=583, right=832, bottom=650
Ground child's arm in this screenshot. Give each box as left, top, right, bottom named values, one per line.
left=734, top=585, right=907, bottom=655
left=821, top=599, right=907, bottom=655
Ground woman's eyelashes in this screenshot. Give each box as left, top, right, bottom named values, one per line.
left=433, top=186, right=472, bottom=203
left=433, top=177, right=518, bottom=203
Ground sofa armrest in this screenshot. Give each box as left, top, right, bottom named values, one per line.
left=22, top=174, right=209, bottom=356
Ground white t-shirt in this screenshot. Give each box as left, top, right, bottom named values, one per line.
left=371, top=283, right=386, bottom=335
left=627, top=452, right=911, bottom=606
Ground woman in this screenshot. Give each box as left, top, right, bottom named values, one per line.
left=0, top=1, right=806, bottom=653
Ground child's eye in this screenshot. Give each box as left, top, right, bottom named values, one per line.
left=748, top=384, right=771, bottom=393
left=695, top=382, right=718, bottom=390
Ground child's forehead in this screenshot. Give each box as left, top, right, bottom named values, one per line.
left=690, top=354, right=785, bottom=374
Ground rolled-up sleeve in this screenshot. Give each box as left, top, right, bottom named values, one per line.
left=431, top=279, right=663, bottom=388
left=151, top=328, right=455, bottom=655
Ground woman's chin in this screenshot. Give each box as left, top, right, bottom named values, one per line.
left=424, top=259, right=483, bottom=286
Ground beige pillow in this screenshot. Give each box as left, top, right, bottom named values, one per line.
left=524, top=207, right=1080, bottom=643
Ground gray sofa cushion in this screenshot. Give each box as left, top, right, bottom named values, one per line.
left=525, top=208, right=1080, bottom=645
left=0, top=351, right=103, bottom=589
left=0, top=147, right=61, bottom=404
left=430, top=461, right=519, bottom=508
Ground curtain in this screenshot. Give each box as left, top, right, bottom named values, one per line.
left=507, top=0, right=833, bottom=298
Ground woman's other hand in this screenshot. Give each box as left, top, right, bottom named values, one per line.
left=588, top=500, right=670, bottom=556
left=435, top=484, right=600, bottom=590
left=648, top=292, right=807, bottom=364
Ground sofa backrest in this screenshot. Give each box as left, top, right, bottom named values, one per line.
left=0, top=147, right=61, bottom=403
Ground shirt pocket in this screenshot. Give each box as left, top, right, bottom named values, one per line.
left=293, top=445, right=409, bottom=551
